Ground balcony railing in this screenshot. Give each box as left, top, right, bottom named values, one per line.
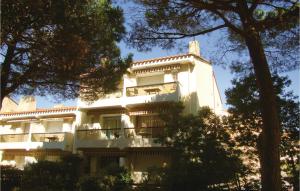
left=100, top=89, right=123, bottom=99
left=0, top=133, right=29, bottom=142
left=77, top=128, right=122, bottom=140
left=124, top=127, right=164, bottom=138
left=77, top=127, right=164, bottom=141
left=31, top=132, right=66, bottom=142
left=126, top=82, right=178, bottom=97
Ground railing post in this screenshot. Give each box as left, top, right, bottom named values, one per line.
left=27, top=126, right=33, bottom=150
left=121, top=114, right=130, bottom=138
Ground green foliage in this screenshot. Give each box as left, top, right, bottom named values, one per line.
left=225, top=73, right=299, bottom=190
left=1, top=0, right=131, bottom=103
left=20, top=155, right=133, bottom=191
left=3, top=154, right=134, bottom=191
left=78, top=176, right=103, bottom=191
left=21, top=160, right=65, bottom=191
left=148, top=104, right=245, bottom=191
left=0, top=165, right=23, bottom=191
left=134, top=166, right=166, bottom=191
left=78, top=163, right=133, bottom=191
left=128, top=1, right=299, bottom=71
left=21, top=154, right=83, bottom=191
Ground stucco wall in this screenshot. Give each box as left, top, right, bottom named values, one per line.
left=1, top=97, right=18, bottom=112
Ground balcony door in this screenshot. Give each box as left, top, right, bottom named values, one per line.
left=103, top=116, right=121, bottom=139
left=136, top=115, right=164, bottom=138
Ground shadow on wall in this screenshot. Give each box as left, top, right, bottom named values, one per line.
left=181, top=92, right=198, bottom=115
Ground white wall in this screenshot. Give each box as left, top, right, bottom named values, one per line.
left=1, top=97, right=18, bottom=112
left=191, top=59, right=223, bottom=113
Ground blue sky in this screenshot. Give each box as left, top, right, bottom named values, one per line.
left=21, top=2, right=300, bottom=108
left=34, top=34, right=299, bottom=109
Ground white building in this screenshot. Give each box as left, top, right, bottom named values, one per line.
left=0, top=41, right=224, bottom=181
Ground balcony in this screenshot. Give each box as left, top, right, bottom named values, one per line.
left=29, top=132, right=73, bottom=151
left=0, top=132, right=73, bottom=151
left=124, top=127, right=164, bottom=139
left=126, top=82, right=179, bottom=105
left=75, top=127, right=164, bottom=149
left=77, top=89, right=124, bottom=108
left=77, top=128, right=123, bottom=141
left=0, top=133, right=29, bottom=150
left=0, top=133, right=29, bottom=142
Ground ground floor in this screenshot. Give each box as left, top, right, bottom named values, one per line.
left=0, top=149, right=69, bottom=169
left=0, top=147, right=171, bottom=183
left=79, top=147, right=171, bottom=182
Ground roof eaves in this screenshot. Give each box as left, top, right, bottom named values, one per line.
left=0, top=106, right=77, bottom=116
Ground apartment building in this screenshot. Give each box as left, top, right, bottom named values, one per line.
left=0, top=96, right=76, bottom=169
left=0, top=41, right=223, bottom=181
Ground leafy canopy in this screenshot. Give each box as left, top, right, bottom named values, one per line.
left=128, top=0, right=299, bottom=71
left=151, top=105, right=245, bottom=191
left=1, top=0, right=132, bottom=103
left=225, top=73, right=300, bottom=190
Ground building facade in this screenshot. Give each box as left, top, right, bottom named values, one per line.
left=0, top=41, right=224, bottom=181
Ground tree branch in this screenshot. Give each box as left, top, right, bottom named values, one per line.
left=145, top=24, right=227, bottom=39
left=1, top=43, right=16, bottom=98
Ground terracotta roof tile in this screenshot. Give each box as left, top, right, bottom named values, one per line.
left=0, top=106, right=77, bottom=116
left=132, top=53, right=209, bottom=66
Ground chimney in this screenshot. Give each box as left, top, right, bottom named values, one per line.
left=17, top=96, right=36, bottom=111
left=188, top=40, right=200, bottom=56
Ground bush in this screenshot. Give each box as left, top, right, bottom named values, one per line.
left=77, top=163, right=133, bottom=191
left=20, top=154, right=82, bottom=191
left=1, top=165, right=23, bottom=191
left=78, top=176, right=102, bottom=191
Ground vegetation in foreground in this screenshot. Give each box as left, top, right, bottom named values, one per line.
left=1, top=75, right=298, bottom=191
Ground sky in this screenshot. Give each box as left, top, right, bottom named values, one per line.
left=19, top=2, right=300, bottom=109
left=33, top=36, right=299, bottom=109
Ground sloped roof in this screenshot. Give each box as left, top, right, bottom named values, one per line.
left=132, top=53, right=210, bottom=66
left=0, top=106, right=77, bottom=116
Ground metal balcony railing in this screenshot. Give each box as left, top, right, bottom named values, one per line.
left=76, top=127, right=165, bottom=140
left=126, top=82, right=178, bottom=97
left=0, top=133, right=29, bottom=142
left=99, top=89, right=123, bottom=99
left=124, top=127, right=164, bottom=138
left=77, top=128, right=122, bottom=140
left=31, top=132, right=66, bottom=142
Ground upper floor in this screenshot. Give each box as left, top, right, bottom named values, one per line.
left=0, top=41, right=225, bottom=152
left=0, top=105, right=76, bottom=151
left=78, top=41, right=224, bottom=116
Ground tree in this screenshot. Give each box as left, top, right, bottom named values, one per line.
left=78, top=163, right=133, bottom=191
left=0, top=165, right=23, bottom=191
left=225, top=73, right=299, bottom=190
left=153, top=105, right=245, bottom=191
left=1, top=0, right=132, bottom=109
left=127, top=1, right=299, bottom=190
left=21, top=154, right=82, bottom=191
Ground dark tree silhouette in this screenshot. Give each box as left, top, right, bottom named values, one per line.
left=1, top=0, right=132, bottom=109
left=127, top=1, right=299, bottom=190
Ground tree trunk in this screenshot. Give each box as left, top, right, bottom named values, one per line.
left=244, top=32, right=281, bottom=191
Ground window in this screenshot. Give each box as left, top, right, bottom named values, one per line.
left=24, top=123, right=30, bottom=133
left=137, top=75, right=164, bottom=86
left=103, top=116, right=122, bottom=139
left=47, top=121, right=62, bottom=132
left=136, top=115, right=165, bottom=138
left=98, top=156, right=119, bottom=169
left=172, top=72, right=178, bottom=81
left=103, top=116, right=121, bottom=129
left=136, top=115, right=164, bottom=128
